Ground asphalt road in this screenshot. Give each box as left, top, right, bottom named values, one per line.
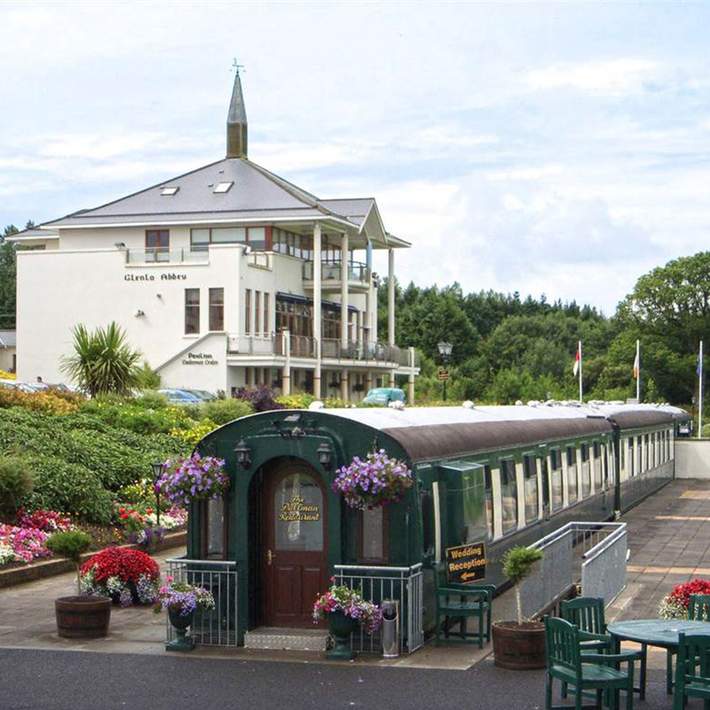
left=0, top=648, right=681, bottom=710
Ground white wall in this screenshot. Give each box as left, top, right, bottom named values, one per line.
left=16, top=243, right=243, bottom=387
left=675, top=440, right=710, bottom=478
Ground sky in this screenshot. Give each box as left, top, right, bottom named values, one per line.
left=1, top=1, right=709, bottom=314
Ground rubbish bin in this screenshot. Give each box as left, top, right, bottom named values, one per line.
left=381, top=599, right=399, bottom=658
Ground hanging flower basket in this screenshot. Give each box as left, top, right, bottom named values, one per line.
left=332, top=449, right=413, bottom=510
left=156, top=453, right=229, bottom=507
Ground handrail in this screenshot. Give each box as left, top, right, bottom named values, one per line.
left=334, top=563, right=423, bottom=574
left=166, top=557, right=237, bottom=568
left=583, top=524, right=627, bottom=564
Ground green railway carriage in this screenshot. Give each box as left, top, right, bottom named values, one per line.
left=189, top=402, right=688, bottom=646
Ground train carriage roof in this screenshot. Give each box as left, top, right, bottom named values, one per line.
left=312, top=402, right=682, bottom=462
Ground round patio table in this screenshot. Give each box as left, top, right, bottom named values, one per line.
left=607, top=619, right=710, bottom=694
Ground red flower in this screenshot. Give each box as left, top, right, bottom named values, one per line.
left=81, top=547, right=159, bottom=584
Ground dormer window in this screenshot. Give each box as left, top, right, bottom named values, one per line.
left=160, top=186, right=179, bottom=196
left=213, top=181, right=234, bottom=194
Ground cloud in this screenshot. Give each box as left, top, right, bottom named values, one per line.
left=527, top=59, right=659, bottom=94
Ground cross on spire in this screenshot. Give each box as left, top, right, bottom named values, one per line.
left=232, top=58, right=245, bottom=75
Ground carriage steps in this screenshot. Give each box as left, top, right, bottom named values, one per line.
left=244, top=627, right=329, bottom=651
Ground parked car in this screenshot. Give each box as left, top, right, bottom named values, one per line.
left=361, top=387, right=406, bottom=406
left=157, top=388, right=203, bottom=405
left=180, top=389, right=217, bottom=402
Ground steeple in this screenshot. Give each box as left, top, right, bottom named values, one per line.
left=226, top=61, right=248, bottom=159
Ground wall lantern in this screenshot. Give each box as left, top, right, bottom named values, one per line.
left=234, top=439, right=252, bottom=469
left=317, top=442, right=333, bottom=469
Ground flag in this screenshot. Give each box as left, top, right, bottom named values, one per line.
left=573, top=344, right=581, bottom=376
left=633, top=350, right=640, bottom=380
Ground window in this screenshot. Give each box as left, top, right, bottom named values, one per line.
left=160, top=186, right=179, bottom=196
left=209, top=288, right=224, bottom=331
left=593, top=442, right=603, bottom=490
left=263, top=292, right=270, bottom=334
left=190, top=228, right=210, bottom=252
left=244, top=289, right=251, bottom=335
left=360, top=507, right=387, bottom=562
left=549, top=449, right=563, bottom=511
left=638, top=437, right=644, bottom=473
left=523, top=456, right=539, bottom=523
left=628, top=437, right=635, bottom=476
left=567, top=446, right=578, bottom=503
left=484, top=466, right=494, bottom=540
left=500, top=460, right=518, bottom=534
left=580, top=443, right=591, bottom=497
left=212, top=227, right=246, bottom=244
left=254, top=291, right=261, bottom=335
left=213, top=181, right=234, bottom=193
left=421, top=489, right=435, bottom=558
left=249, top=227, right=266, bottom=251
left=205, top=498, right=226, bottom=558
left=145, top=229, right=169, bottom=262
left=184, top=288, right=200, bottom=334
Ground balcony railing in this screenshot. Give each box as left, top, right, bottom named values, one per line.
left=126, top=247, right=208, bottom=265
left=302, top=260, right=369, bottom=285
left=226, top=333, right=417, bottom=367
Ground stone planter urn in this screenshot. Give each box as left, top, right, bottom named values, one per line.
left=166, top=607, right=196, bottom=652
left=326, top=610, right=358, bottom=661
left=55, top=596, right=112, bottom=639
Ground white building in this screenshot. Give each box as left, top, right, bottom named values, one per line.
left=10, top=71, right=419, bottom=400
left=0, top=331, right=16, bottom=373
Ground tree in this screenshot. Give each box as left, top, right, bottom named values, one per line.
left=0, top=225, right=19, bottom=329
left=61, top=322, right=142, bottom=396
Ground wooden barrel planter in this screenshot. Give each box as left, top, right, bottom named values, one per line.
left=55, top=596, right=112, bottom=639
left=492, top=621, right=546, bottom=670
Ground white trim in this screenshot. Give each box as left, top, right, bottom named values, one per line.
left=432, top=481, right=442, bottom=564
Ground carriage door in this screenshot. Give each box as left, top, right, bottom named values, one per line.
left=262, top=464, right=328, bottom=627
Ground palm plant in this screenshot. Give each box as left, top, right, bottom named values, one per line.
left=61, top=322, right=142, bottom=396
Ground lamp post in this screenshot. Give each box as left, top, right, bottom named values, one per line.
left=437, top=341, right=453, bottom=402
left=150, top=461, right=166, bottom=527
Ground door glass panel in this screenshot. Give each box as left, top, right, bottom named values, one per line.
left=274, top=473, right=323, bottom=551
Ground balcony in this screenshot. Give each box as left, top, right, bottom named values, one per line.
left=226, top=334, right=417, bottom=368
left=125, top=247, right=208, bottom=265
left=302, top=260, right=370, bottom=293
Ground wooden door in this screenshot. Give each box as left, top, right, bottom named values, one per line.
left=262, top=463, right=327, bottom=627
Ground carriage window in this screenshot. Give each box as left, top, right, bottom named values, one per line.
left=500, top=459, right=518, bottom=534
left=580, top=444, right=591, bottom=497
left=628, top=438, right=635, bottom=476
left=566, top=446, right=578, bottom=503
left=592, top=442, right=603, bottom=490
left=421, top=489, right=434, bottom=558
left=638, top=437, right=644, bottom=473
left=459, top=466, right=488, bottom=544
left=523, top=456, right=539, bottom=523
left=549, top=449, right=563, bottom=512
left=360, top=507, right=387, bottom=563
left=484, top=466, right=494, bottom=540
left=205, top=497, right=226, bottom=558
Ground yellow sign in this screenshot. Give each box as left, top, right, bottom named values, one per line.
left=437, top=368, right=449, bottom=381
left=445, top=542, right=486, bottom=583
left=279, top=495, right=320, bottom=522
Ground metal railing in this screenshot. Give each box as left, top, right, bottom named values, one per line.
left=126, top=247, right=208, bottom=264
left=334, top=563, right=424, bottom=654
left=248, top=252, right=273, bottom=270
left=303, top=260, right=370, bottom=284
left=227, top=334, right=277, bottom=355
left=165, top=558, right=238, bottom=647
left=520, top=521, right=627, bottom=618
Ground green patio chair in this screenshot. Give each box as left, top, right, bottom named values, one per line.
left=545, top=616, right=635, bottom=710
left=560, top=597, right=646, bottom=700
left=688, top=594, right=710, bottom=622
left=434, top=564, right=495, bottom=648
left=673, top=632, right=710, bottom=710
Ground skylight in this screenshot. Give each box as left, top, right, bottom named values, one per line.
left=160, top=186, right=179, bottom=196
left=213, top=181, right=234, bottom=194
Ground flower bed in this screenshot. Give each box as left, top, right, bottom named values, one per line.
left=332, top=449, right=413, bottom=510
left=80, top=547, right=160, bottom=607
left=0, top=524, right=51, bottom=564
left=659, top=578, right=710, bottom=619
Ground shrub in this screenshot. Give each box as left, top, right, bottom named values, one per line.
left=135, top=390, right=169, bottom=410
left=170, top=419, right=218, bottom=447
left=135, top=362, right=161, bottom=391
left=234, top=386, right=282, bottom=412
left=200, top=398, right=253, bottom=425
left=0, top=388, right=78, bottom=415
left=47, top=530, right=92, bottom=593
left=276, top=393, right=315, bottom=409
left=0, top=455, right=34, bottom=516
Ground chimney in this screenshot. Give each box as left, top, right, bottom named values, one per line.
left=226, top=66, right=248, bottom=159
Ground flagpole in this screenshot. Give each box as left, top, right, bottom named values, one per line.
left=636, top=340, right=641, bottom=404
left=578, top=340, right=583, bottom=403
left=699, top=340, right=703, bottom=440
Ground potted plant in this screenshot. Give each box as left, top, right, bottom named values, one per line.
left=154, top=576, right=215, bottom=652
left=155, top=453, right=229, bottom=506
left=492, top=545, right=545, bottom=670
left=46, top=530, right=112, bottom=639
left=332, top=449, right=413, bottom=510
left=313, top=583, right=383, bottom=660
